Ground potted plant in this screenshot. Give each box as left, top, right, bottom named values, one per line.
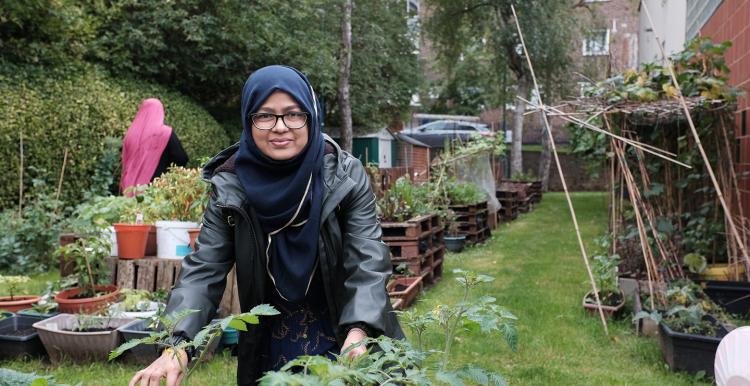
left=18, top=277, right=75, bottom=319
left=109, top=288, right=165, bottom=319
left=115, top=193, right=154, bottom=259
left=54, top=235, right=119, bottom=313
left=33, top=312, right=135, bottom=363
left=635, top=279, right=730, bottom=376
left=0, top=313, right=47, bottom=359
left=0, top=275, right=40, bottom=313
left=443, top=210, right=466, bottom=253
left=582, top=254, right=625, bottom=317
left=148, top=167, right=209, bottom=259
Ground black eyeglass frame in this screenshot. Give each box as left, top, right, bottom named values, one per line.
left=249, top=112, right=309, bottom=131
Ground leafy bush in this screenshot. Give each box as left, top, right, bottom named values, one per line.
left=0, top=175, right=64, bottom=274
left=0, top=61, right=230, bottom=209
left=445, top=180, right=485, bottom=205
left=378, top=177, right=435, bottom=222
left=55, top=235, right=111, bottom=297
left=140, top=167, right=209, bottom=222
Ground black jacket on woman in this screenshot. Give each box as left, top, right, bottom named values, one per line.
left=164, top=135, right=404, bottom=385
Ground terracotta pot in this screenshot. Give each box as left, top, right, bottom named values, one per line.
left=145, top=226, right=157, bottom=256
left=582, top=290, right=625, bottom=318
left=113, top=223, right=150, bottom=259
left=54, top=285, right=120, bottom=314
left=0, top=295, right=41, bottom=313
left=188, top=228, right=201, bottom=252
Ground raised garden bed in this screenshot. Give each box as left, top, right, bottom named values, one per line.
left=0, top=314, right=46, bottom=359
left=696, top=279, right=750, bottom=318
left=658, top=315, right=728, bottom=376
left=380, top=214, right=440, bottom=241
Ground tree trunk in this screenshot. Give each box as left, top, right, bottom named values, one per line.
left=510, top=75, right=528, bottom=176
left=538, top=111, right=552, bottom=191
left=337, top=0, right=353, bottom=152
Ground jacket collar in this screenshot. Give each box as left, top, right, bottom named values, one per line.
left=202, top=134, right=355, bottom=220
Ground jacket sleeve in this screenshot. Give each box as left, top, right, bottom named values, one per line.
left=164, top=190, right=234, bottom=339
left=336, top=158, right=393, bottom=336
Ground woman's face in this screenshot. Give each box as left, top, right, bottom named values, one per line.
left=251, top=91, right=309, bottom=160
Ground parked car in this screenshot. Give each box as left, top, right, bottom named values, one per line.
left=400, top=120, right=492, bottom=148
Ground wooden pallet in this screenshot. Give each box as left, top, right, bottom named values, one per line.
left=105, top=256, right=240, bottom=317
left=449, top=201, right=488, bottom=216
left=392, top=245, right=442, bottom=275
left=381, top=214, right=440, bottom=241
left=466, top=227, right=491, bottom=245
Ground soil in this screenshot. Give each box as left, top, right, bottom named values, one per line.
left=70, top=290, right=110, bottom=300
left=64, top=327, right=116, bottom=333
left=394, top=284, right=408, bottom=292
left=585, top=291, right=624, bottom=306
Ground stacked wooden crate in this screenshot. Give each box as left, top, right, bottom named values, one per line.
left=529, top=180, right=543, bottom=203
left=381, top=214, right=445, bottom=309
left=448, top=201, right=491, bottom=245
left=496, top=183, right=520, bottom=222
left=104, top=256, right=241, bottom=317
left=501, top=181, right=533, bottom=212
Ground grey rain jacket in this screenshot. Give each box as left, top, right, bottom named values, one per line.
left=164, top=135, right=404, bottom=385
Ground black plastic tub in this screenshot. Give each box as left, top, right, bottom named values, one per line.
left=118, top=319, right=161, bottom=365
left=0, top=315, right=46, bottom=359
left=696, top=280, right=750, bottom=318
left=658, top=315, right=728, bottom=376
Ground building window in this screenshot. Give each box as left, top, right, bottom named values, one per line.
left=582, top=29, right=610, bottom=56
left=407, top=0, right=420, bottom=51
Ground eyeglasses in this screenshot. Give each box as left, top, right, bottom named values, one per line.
left=249, top=112, right=308, bottom=130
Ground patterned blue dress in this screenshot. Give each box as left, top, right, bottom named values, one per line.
left=259, top=270, right=339, bottom=372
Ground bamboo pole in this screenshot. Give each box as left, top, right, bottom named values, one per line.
left=511, top=5, right=609, bottom=335
left=520, top=97, right=690, bottom=168
left=55, top=147, right=69, bottom=204
left=18, top=127, right=24, bottom=215
left=642, top=2, right=750, bottom=280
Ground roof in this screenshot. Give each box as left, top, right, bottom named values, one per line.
left=395, top=133, right=431, bottom=148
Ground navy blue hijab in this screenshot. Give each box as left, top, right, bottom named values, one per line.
left=235, top=66, right=325, bottom=303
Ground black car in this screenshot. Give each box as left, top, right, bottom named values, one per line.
left=400, top=120, right=492, bottom=148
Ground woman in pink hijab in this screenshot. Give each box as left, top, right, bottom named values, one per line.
left=120, top=98, right=188, bottom=195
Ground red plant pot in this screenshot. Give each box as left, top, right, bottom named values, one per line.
left=188, top=228, right=201, bottom=252
left=114, top=223, right=150, bottom=259
left=54, top=285, right=120, bottom=314
left=0, top=295, right=41, bottom=313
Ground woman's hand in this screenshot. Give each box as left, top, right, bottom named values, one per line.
left=342, top=327, right=368, bottom=358
left=128, top=348, right=188, bottom=386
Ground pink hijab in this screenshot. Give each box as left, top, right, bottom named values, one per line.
left=120, top=99, right=173, bottom=195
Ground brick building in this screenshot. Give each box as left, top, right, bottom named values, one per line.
left=688, top=0, right=750, bottom=214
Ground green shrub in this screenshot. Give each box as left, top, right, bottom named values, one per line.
left=0, top=61, right=231, bottom=209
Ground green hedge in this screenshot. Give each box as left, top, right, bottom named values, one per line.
left=0, top=62, right=231, bottom=209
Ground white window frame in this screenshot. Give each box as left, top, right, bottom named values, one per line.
left=582, top=29, right=610, bottom=56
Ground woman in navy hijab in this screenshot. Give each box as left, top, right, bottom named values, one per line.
left=129, top=66, right=403, bottom=386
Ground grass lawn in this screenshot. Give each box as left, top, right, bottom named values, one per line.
left=410, top=192, right=708, bottom=385
left=1, top=192, right=708, bottom=385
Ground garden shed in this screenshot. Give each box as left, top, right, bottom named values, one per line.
left=349, top=128, right=396, bottom=167
left=394, top=133, right=431, bottom=182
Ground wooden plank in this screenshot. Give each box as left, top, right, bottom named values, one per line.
left=105, top=257, right=118, bottom=285
left=135, top=259, right=157, bottom=291
left=117, top=259, right=135, bottom=289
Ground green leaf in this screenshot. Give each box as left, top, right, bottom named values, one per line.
left=228, top=318, right=248, bottom=331
left=249, top=304, right=280, bottom=316
left=436, top=370, right=465, bottom=386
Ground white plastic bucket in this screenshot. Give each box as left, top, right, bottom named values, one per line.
left=155, top=220, right=199, bottom=259
left=103, top=226, right=118, bottom=256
